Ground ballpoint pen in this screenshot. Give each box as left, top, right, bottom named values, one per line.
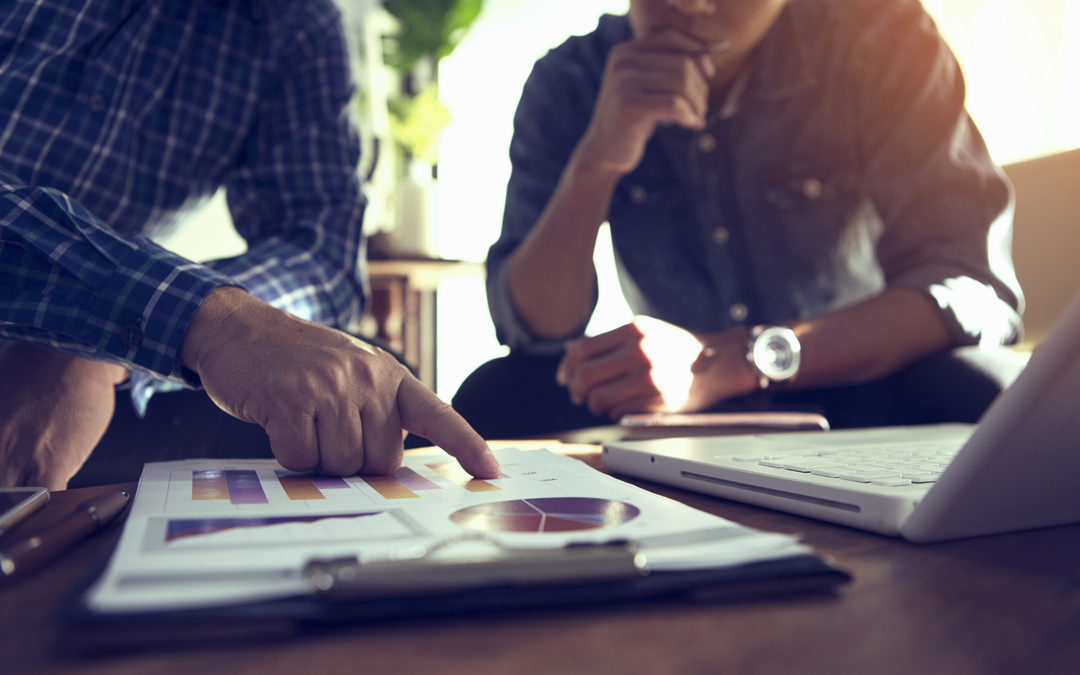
left=0, top=490, right=131, bottom=582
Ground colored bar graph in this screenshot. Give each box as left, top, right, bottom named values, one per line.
left=277, top=474, right=325, bottom=500
left=310, top=475, right=349, bottom=489
left=274, top=472, right=351, bottom=500
left=426, top=462, right=501, bottom=493
left=362, top=476, right=419, bottom=500
left=224, top=469, right=268, bottom=504
left=192, top=470, right=269, bottom=504
left=394, top=467, right=440, bottom=491
left=166, top=513, right=382, bottom=543
left=192, top=470, right=229, bottom=501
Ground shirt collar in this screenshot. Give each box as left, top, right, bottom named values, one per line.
left=719, top=3, right=817, bottom=117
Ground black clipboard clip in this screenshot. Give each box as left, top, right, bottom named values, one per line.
left=303, top=534, right=648, bottom=600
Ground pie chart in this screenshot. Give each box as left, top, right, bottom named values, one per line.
left=449, top=497, right=640, bottom=533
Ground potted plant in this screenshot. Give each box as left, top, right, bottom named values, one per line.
left=378, top=0, right=484, bottom=256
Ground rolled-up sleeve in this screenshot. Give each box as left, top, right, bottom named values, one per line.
left=487, top=53, right=599, bottom=354
left=211, top=1, right=366, bottom=332
left=854, top=0, right=1023, bottom=346
left=0, top=169, right=234, bottom=384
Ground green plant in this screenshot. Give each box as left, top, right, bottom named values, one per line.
left=382, top=0, right=484, bottom=74
left=380, top=0, right=484, bottom=166
left=387, top=84, right=450, bottom=165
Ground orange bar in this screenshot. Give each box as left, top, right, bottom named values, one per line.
left=278, top=475, right=325, bottom=501
left=192, top=470, right=229, bottom=500
left=426, top=462, right=500, bottom=493
left=362, top=476, right=419, bottom=500
left=462, top=480, right=501, bottom=493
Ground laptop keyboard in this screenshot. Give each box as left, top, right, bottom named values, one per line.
left=732, top=443, right=960, bottom=487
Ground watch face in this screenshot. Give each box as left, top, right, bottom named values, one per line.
left=751, top=327, right=801, bottom=383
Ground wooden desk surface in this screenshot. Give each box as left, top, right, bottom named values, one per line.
left=3, top=444, right=1078, bottom=675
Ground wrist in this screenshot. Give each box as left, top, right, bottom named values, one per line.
left=566, top=139, right=630, bottom=187
left=693, top=326, right=760, bottom=401
left=745, top=325, right=802, bottom=390
left=180, top=285, right=252, bottom=377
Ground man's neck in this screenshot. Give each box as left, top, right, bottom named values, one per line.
left=708, top=55, right=749, bottom=111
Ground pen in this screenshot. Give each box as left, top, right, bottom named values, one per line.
left=0, top=490, right=130, bottom=581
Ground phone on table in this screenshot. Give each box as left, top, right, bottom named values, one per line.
left=618, top=411, right=830, bottom=440
left=0, top=487, right=50, bottom=538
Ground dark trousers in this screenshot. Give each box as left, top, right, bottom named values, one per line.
left=451, top=346, right=1031, bottom=439
left=68, top=334, right=412, bottom=487
left=68, top=388, right=273, bottom=488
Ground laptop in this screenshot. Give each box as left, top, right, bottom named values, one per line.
left=602, top=293, right=1080, bottom=543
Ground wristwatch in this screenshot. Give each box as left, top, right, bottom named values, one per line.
left=746, top=325, right=801, bottom=389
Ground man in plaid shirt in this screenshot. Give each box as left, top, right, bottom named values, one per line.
left=0, top=0, right=499, bottom=489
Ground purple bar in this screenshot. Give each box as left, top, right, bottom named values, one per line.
left=310, top=475, right=349, bottom=490
left=394, top=467, right=440, bottom=491
left=226, top=470, right=268, bottom=505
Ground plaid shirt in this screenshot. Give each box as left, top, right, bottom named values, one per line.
left=0, top=0, right=366, bottom=411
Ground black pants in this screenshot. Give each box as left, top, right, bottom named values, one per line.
left=451, top=346, right=1031, bottom=439
left=69, top=334, right=410, bottom=488
left=68, top=388, right=273, bottom=488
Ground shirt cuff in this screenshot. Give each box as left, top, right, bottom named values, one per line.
left=487, top=262, right=591, bottom=355
left=70, top=237, right=239, bottom=382
left=891, top=270, right=1022, bottom=346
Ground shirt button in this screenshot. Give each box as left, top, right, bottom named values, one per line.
left=729, top=303, right=748, bottom=322
left=697, top=133, right=717, bottom=153
left=120, top=325, right=143, bottom=348
left=629, top=185, right=648, bottom=204
left=802, top=178, right=823, bottom=200
left=711, top=227, right=730, bottom=245
left=88, top=93, right=106, bottom=112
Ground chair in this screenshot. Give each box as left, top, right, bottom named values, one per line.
left=1004, top=148, right=1080, bottom=349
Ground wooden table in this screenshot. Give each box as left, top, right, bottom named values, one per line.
left=3, top=444, right=1078, bottom=674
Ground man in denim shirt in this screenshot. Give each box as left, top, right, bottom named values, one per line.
left=454, top=0, right=1026, bottom=437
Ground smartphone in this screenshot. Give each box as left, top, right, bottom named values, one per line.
left=0, top=487, right=50, bottom=538
left=618, top=411, right=830, bottom=440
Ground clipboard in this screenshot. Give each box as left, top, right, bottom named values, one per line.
left=59, top=535, right=849, bottom=653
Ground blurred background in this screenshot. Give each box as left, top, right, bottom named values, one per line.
left=156, top=0, right=1080, bottom=401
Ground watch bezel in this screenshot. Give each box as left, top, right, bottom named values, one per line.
left=747, top=325, right=801, bottom=389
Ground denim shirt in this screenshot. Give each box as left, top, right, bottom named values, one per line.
left=487, top=0, right=1023, bottom=354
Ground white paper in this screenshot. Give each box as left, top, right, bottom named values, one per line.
left=86, top=447, right=807, bottom=612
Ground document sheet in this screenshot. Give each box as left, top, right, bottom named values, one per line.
left=86, top=447, right=808, bottom=612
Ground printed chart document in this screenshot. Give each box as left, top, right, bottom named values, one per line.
left=86, top=447, right=812, bottom=613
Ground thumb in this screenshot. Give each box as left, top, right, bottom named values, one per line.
left=396, top=376, right=500, bottom=478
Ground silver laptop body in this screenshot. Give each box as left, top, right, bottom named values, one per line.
left=603, top=294, right=1080, bottom=543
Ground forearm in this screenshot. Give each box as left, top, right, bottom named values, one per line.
left=1, top=174, right=234, bottom=381
left=784, top=287, right=952, bottom=389
left=506, top=151, right=622, bottom=339
left=693, top=288, right=953, bottom=406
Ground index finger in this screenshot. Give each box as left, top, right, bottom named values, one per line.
left=395, top=375, right=500, bottom=479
